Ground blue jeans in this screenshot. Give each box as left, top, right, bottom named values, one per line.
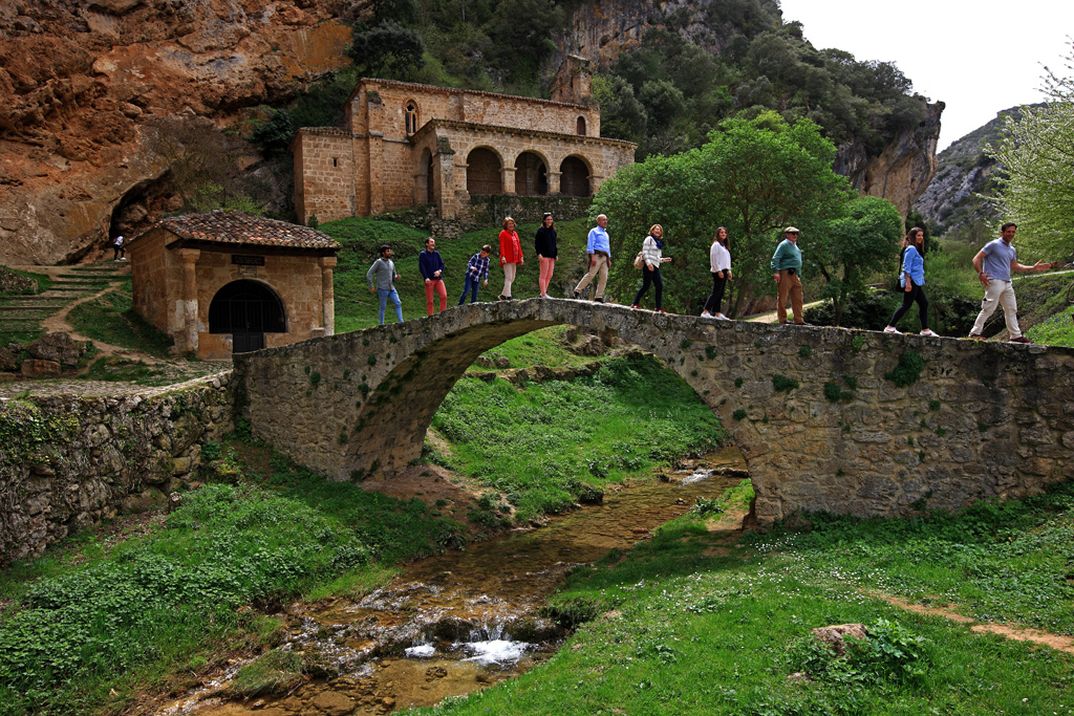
left=377, top=288, right=403, bottom=324
left=459, top=274, right=481, bottom=304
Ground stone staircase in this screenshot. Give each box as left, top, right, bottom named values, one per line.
left=0, top=263, right=129, bottom=344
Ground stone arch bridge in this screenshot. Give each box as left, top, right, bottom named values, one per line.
left=233, top=300, right=1074, bottom=524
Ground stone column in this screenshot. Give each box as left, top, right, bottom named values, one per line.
left=547, top=171, right=562, bottom=195
left=177, top=248, right=200, bottom=355
left=320, top=256, right=337, bottom=337
left=501, top=166, right=516, bottom=195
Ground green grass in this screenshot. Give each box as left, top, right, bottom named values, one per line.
left=469, top=325, right=609, bottom=373
left=66, top=281, right=175, bottom=358
left=432, top=354, right=726, bottom=521
left=323, top=216, right=593, bottom=331
left=1027, top=304, right=1074, bottom=346
left=421, top=482, right=1074, bottom=715
left=0, top=444, right=460, bottom=715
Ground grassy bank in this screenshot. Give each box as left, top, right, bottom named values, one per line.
left=432, top=354, right=725, bottom=521
left=0, top=448, right=460, bottom=716
left=423, top=482, right=1074, bottom=715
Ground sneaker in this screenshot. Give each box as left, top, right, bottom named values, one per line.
left=919, top=328, right=938, bottom=337
left=700, top=310, right=712, bottom=318
left=883, top=326, right=901, bottom=334
left=630, top=304, right=640, bottom=309
left=714, top=313, right=731, bottom=321
left=1009, top=336, right=1032, bottom=344
left=966, top=333, right=985, bottom=341
left=573, top=290, right=581, bottom=299
left=497, top=295, right=507, bottom=301
left=656, top=308, right=667, bottom=314
left=594, top=297, right=605, bottom=303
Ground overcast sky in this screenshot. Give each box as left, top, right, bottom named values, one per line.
left=778, top=0, right=1074, bottom=150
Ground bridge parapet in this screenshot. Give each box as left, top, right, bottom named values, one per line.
left=233, top=299, right=1074, bottom=524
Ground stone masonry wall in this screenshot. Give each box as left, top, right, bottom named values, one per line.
left=0, top=373, right=233, bottom=564
left=294, top=129, right=355, bottom=224
left=234, top=300, right=1074, bottom=525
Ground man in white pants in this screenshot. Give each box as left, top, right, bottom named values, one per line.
left=968, top=223, right=1055, bottom=343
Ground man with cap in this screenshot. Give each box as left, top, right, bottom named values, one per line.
left=771, top=226, right=805, bottom=325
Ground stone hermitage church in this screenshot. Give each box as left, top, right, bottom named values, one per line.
left=293, top=56, right=637, bottom=223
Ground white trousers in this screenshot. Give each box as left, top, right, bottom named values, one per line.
left=501, top=262, right=517, bottom=298
left=970, top=279, right=1021, bottom=338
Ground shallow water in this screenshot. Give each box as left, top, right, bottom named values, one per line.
left=156, top=448, right=747, bottom=715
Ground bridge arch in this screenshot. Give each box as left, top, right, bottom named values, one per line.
left=234, top=300, right=1074, bottom=524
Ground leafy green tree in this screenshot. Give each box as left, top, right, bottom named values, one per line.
left=591, top=111, right=851, bottom=314
left=989, top=43, right=1074, bottom=259
left=812, top=196, right=902, bottom=325
left=349, top=20, right=426, bottom=78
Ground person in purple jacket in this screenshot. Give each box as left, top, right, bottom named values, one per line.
left=419, top=237, right=448, bottom=316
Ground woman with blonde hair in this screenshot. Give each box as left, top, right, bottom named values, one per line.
left=629, top=224, right=672, bottom=313
left=497, top=216, right=524, bottom=300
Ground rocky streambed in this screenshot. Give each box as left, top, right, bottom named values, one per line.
left=153, top=449, right=749, bottom=715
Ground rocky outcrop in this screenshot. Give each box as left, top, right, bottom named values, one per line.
left=836, top=101, right=945, bottom=217
left=0, top=0, right=362, bottom=265
left=913, top=105, right=1036, bottom=236
left=554, top=0, right=942, bottom=215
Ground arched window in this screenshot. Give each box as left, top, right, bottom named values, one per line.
left=576, top=116, right=587, bottom=136
left=559, top=155, right=591, bottom=197
left=405, top=101, right=419, bottom=136
left=466, top=147, right=503, bottom=195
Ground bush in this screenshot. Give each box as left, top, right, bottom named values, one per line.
left=805, top=290, right=899, bottom=331
left=787, top=619, right=929, bottom=687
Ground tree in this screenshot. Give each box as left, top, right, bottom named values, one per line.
left=349, top=21, right=425, bottom=78
left=812, top=196, right=902, bottom=325
left=989, top=42, right=1074, bottom=260
left=591, top=111, right=851, bottom=314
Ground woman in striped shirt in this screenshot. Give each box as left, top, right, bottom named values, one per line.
left=630, top=224, right=672, bottom=313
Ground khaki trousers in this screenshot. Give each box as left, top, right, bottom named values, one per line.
left=970, top=279, right=1021, bottom=338
left=776, top=270, right=804, bottom=324
left=575, top=253, right=609, bottom=299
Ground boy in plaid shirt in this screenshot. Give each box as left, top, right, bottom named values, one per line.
left=459, top=245, right=492, bottom=304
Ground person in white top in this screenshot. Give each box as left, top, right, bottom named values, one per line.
left=701, top=226, right=732, bottom=320
left=629, top=224, right=672, bottom=312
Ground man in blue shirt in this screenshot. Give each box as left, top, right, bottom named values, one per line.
left=573, top=214, right=611, bottom=302
left=419, top=237, right=448, bottom=316
left=968, top=223, right=1056, bottom=342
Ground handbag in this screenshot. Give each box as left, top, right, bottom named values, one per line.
left=633, top=251, right=644, bottom=269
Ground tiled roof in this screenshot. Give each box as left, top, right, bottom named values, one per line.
left=153, top=211, right=340, bottom=251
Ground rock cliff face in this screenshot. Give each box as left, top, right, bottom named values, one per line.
left=913, top=106, right=1034, bottom=236
left=555, top=0, right=942, bottom=216
left=0, top=0, right=360, bottom=265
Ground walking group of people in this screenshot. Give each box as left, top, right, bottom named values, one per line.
left=367, top=213, right=1062, bottom=343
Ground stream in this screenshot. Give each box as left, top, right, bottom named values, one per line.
left=155, top=448, right=748, bottom=715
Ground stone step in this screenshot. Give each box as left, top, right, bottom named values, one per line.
left=0, top=306, right=56, bottom=314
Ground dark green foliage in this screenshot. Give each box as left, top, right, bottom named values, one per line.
left=798, top=345, right=813, bottom=358
left=806, top=290, right=900, bottom=331
left=732, top=408, right=748, bottom=421
left=771, top=374, right=799, bottom=392
left=349, top=20, right=426, bottom=77
left=813, top=196, right=903, bottom=325
left=734, top=377, right=744, bottom=388
left=884, top=350, right=925, bottom=387
left=823, top=380, right=855, bottom=403
left=249, top=109, right=295, bottom=158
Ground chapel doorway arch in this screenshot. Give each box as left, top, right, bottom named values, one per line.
left=208, top=279, right=286, bottom=353
left=514, top=151, right=548, bottom=195
left=560, top=155, right=591, bottom=197
left=466, top=147, right=503, bottom=196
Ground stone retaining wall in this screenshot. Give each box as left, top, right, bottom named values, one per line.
left=0, top=372, right=233, bottom=564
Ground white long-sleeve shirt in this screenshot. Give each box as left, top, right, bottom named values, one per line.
left=710, top=241, right=731, bottom=273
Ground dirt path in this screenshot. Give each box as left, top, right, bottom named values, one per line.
left=868, top=590, right=1074, bottom=655
left=39, top=282, right=168, bottom=363
left=741, top=300, right=825, bottom=323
